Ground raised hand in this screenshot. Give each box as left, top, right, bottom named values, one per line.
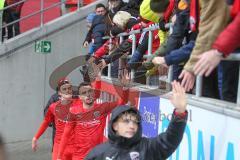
left=119, top=69, right=131, bottom=87
left=170, top=81, right=187, bottom=113
left=194, top=49, right=222, bottom=76
left=179, top=70, right=195, bottom=92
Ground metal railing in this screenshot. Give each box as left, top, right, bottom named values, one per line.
left=102, top=24, right=240, bottom=105
left=0, top=0, right=84, bottom=43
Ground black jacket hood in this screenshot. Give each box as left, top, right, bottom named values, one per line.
left=108, top=105, right=142, bottom=148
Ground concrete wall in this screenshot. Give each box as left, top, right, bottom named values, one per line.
left=0, top=0, right=106, bottom=143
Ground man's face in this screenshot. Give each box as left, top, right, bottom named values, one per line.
left=79, top=85, right=95, bottom=105
left=59, top=83, right=73, bottom=100
left=95, top=7, right=106, bottom=16
left=113, top=113, right=139, bottom=138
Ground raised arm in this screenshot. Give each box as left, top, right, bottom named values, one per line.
left=104, top=70, right=131, bottom=113
left=93, top=72, right=102, bottom=99
left=147, top=81, right=188, bottom=159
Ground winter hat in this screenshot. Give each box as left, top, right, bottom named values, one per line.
left=140, top=0, right=159, bottom=23
left=150, top=0, right=170, bottom=13
left=86, top=13, right=96, bottom=23
left=113, top=11, right=132, bottom=29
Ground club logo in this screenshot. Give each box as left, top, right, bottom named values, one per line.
left=93, top=111, right=101, bottom=118
left=129, top=151, right=139, bottom=160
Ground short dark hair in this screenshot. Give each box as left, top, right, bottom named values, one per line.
left=95, top=3, right=106, bottom=10
left=110, top=26, right=124, bottom=37
left=78, top=82, right=91, bottom=91
left=114, top=110, right=141, bottom=123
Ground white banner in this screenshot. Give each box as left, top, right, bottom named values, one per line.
left=159, top=98, right=240, bottom=160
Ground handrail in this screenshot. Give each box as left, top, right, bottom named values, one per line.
left=0, top=0, right=27, bottom=11
left=2, top=0, right=66, bottom=28
left=0, top=0, right=85, bottom=43
left=102, top=25, right=240, bottom=105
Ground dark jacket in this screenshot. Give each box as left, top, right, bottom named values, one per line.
left=85, top=105, right=187, bottom=160
left=84, top=15, right=111, bottom=53
left=5, top=0, right=24, bottom=13
left=44, top=93, right=59, bottom=116
left=162, top=4, right=191, bottom=56
left=164, top=40, right=195, bottom=66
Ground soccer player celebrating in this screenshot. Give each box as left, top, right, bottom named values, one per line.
left=57, top=70, right=131, bottom=160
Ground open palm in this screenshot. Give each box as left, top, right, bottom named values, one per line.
left=170, top=81, right=187, bottom=113
left=119, top=69, right=131, bottom=87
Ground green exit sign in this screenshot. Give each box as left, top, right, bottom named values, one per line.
left=35, top=40, right=51, bottom=53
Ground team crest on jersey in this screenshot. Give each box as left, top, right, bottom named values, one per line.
left=93, top=111, right=100, bottom=118
left=129, top=151, right=139, bottom=160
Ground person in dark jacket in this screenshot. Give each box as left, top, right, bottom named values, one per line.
left=5, top=0, right=24, bottom=39
left=108, top=0, right=141, bottom=19
left=83, top=3, right=109, bottom=55
left=143, top=0, right=192, bottom=79
left=85, top=81, right=187, bottom=160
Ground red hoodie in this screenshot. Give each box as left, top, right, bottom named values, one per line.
left=212, top=0, right=240, bottom=56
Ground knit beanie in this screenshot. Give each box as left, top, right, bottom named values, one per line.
left=150, top=0, right=170, bottom=13
left=113, top=11, right=132, bottom=29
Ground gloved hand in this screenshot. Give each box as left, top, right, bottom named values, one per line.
left=159, top=18, right=168, bottom=32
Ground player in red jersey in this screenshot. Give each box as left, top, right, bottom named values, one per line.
left=57, top=71, right=130, bottom=160
left=31, top=78, right=74, bottom=160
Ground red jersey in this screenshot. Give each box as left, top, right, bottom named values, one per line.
left=34, top=101, right=75, bottom=146
left=58, top=89, right=129, bottom=159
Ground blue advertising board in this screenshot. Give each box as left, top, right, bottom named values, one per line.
left=138, top=92, right=160, bottom=138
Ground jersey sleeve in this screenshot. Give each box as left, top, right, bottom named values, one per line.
left=93, top=80, right=101, bottom=99
left=34, top=104, right=55, bottom=139
left=104, top=88, right=129, bottom=113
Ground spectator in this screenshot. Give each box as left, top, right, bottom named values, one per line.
left=86, top=13, right=96, bottom=55
left=0, top=0, right=6, bottom=42
left=144, top=0, right=192, bottom=83
left=83, top=3, right=111, bottom=55
left=5, top=0, right=24, bottom=39
left=194, top=1, right=240, bottom=102
left=83, top=3, right=107, bottom=49
left=88, top=11, right=139, bottom=78
left=108, top=0, right=141, bottom=19
left=178, top=0, right=230, bottom=92
left=86, top=81, right=188, bottom=160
